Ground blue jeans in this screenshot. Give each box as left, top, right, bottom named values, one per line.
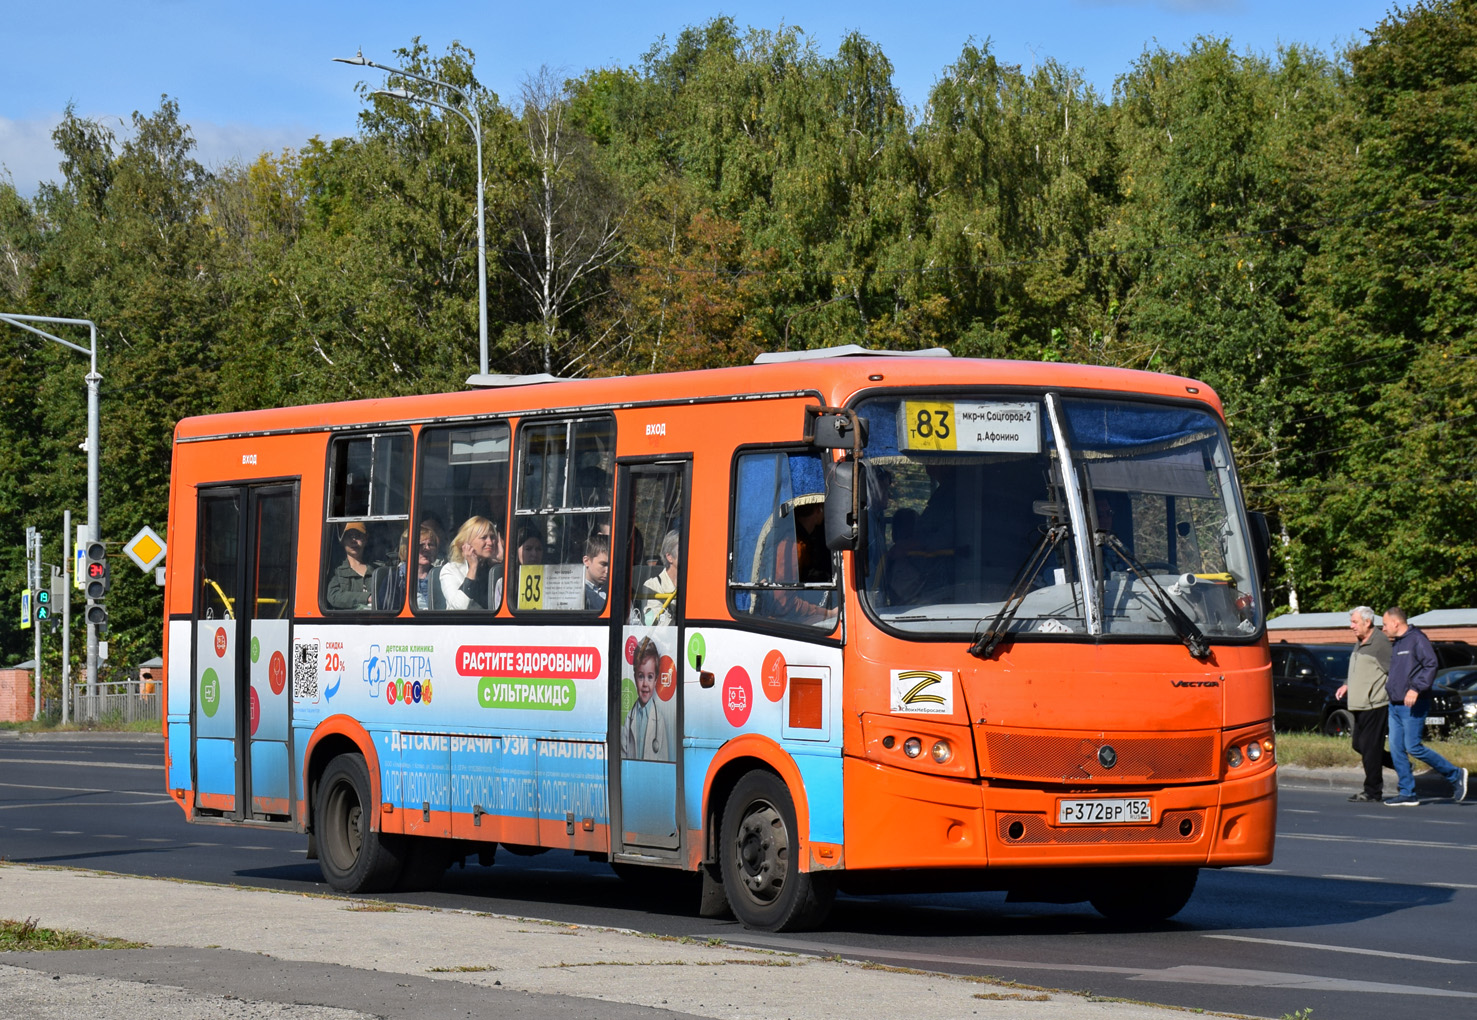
left=1389, top=702, right=1460, bottom=797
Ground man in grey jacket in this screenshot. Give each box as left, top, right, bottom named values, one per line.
left=1336, top=606, right=1393, bottom=802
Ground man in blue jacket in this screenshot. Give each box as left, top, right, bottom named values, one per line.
left=1382, top=607, right=1468, bottom=806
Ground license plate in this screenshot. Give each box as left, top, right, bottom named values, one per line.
left=1057, top=797, right=1152, bottom=824
left=1426, top=717, right=1445, bottom=727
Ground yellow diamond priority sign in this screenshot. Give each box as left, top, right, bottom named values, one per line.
left=123, top=526, right=167, bottom=573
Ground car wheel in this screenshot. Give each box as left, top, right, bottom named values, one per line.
left=720, top=770, right=834, bottom=932
left=316, top=753, right=405, bottom=893
left=1323, top=709, right=1355, bottom=738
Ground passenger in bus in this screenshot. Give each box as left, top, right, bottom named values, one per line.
left=884, top=507, right=927, bottom=604
left=413, top=519, right=446, bottom=610
left=326, top=522, right=377, bottom=610
left=583, top=534, right=610, bottom=613
left=441, top=516, right=503, bottom=611
left=765, top=501, right=836, bottom=624
left=372, top=528, right=411, bottom=613
left=639, top=529, right=680, bottom=626
left=621, top=636, right=672, bottom=761
left=516, top=526, right=545, bottom=566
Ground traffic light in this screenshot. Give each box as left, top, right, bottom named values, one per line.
left=35, top=588, right=50, bottom=622
left=84, top=541, right=110, bottom=599
left=85, top=540, right=109, bottom=630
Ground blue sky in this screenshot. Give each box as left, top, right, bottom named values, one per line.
left=2, top=0, right=1398, bottom=197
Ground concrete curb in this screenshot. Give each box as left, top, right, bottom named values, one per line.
left=0, top=729, right=161, bottom=742
left=0, top=864, right=1226, bottom=1020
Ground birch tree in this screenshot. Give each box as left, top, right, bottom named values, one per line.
left=510, top=67, right=625, bottom=375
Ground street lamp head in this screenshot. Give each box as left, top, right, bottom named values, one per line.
left=374, top=88, right=414, bottom=101
left=333, top=51, right=368, bottom=66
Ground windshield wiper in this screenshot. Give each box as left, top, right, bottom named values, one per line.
left=1098, top=533, right=1211, bottom=659
left=969, top=524, right=1070, bottom=659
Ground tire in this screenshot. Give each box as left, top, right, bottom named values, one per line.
left=719, top=771, right=835, bottom=932
left=315, top=753, right=404, bottom=893
left=1323, top=709, right=1355, bottom=738
left=1089, top=866, right=1198, bottom=923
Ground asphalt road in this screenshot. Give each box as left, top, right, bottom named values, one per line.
left=3, top=734, right=1475, bottom=1020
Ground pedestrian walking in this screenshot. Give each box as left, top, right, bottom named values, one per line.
left=1335, top=606, right=1393, bottom=802
left=1382, top=607, right=1468, bottom=806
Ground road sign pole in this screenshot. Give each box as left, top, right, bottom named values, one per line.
left=30, top=527, right=41, bottom=720
left=61, top=510, right=71, bottom=726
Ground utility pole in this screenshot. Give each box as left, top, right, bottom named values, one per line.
left=27, top=526, right=41, bottom=720
left=0, top=314, right=102, bottom=695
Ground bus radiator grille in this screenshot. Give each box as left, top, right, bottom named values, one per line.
left=996, top=809, right=1204, bottom=845
left=981, top=732, right=1217, bottom=784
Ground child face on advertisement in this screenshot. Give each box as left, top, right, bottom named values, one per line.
left=636, top=654, right=659, bottom=705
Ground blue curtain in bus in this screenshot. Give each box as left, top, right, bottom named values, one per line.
left=732, top=451, right=823, bottom=612
left=1058, top=401, right=1214, bottom=453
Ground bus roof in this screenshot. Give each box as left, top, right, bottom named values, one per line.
left=173, top=355, right=1222, bottom=442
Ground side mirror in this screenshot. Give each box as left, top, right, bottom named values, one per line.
left=805, top=406, right=869, bottom=450
left=824, top=457, right=861, bottom=551
left=1247, top=511, right=1271, bottom=591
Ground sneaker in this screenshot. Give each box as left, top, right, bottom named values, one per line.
left=1385, top=795, right=1420, bottom=807
left=1454, top=767, right=1469, bottom=802
left=1348, top=792, right=1382, bottom=803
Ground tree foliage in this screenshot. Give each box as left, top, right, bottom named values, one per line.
left=3, top=4, right=1476, bottom=680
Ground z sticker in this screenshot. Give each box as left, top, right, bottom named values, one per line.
left=891, top=670, right=953, bottom=714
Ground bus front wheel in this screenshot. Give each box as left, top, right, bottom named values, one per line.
left=1089, top=866, right=1198, bottom=923
left=316, top=753, right=404, bottom=893
left=719, top=771, right=834, bottom=932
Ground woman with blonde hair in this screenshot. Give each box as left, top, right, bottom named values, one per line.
left=441, top=516, right=504, bottom=611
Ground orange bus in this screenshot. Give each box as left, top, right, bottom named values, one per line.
left=162, top=348, right=1275, bottom=931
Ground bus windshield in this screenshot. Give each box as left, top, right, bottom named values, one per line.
left=859, top=392, right=1261, bottom=643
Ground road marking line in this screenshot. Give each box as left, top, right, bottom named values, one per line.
left=733, top=936, right=1477, bottom=997
left=1284, top=832, right=1477, bottom=852
left=1285, top=808, right=1319, bottom=814
left=1204, top=934, right=1469, bottom=965
left=0, top=757, right=160, bottom=770
left=0, top=781, right=157, bottom=795
left=1322, top=872, right=1477, bottom=891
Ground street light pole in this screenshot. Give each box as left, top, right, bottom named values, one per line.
left=0, top=313, right=102, bottom=696
left=335, top=51, right=489, bottom=380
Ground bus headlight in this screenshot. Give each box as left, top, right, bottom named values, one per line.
left=931, top=740, right=952, bottom=763
left=1246, top=742, right=1262, bottom=762
left=903, top=737, right=922, bottom=758
left=1227, top=746, right=1243, bottom=768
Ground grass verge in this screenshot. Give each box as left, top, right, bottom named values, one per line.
left=0, top=916, right=146, bottom=951
left=1276, top=729, right=1477, bottom=769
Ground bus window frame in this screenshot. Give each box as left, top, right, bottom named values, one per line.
left=409, top=417, right=513, bottom=619
left=508, top=412, right=617, bottom=618
left=317, top=427, right=415, bottom=617
left=726, top=441, right=842, bottom=640
left=843, top=383, right=1267, bottom=648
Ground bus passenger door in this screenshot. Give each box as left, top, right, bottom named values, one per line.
left=192, top=484, right=297, bottom=822
left=610, top=460, right=689, bottom=858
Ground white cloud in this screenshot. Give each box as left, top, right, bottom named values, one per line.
left=0, top=113, right=334, bottom=198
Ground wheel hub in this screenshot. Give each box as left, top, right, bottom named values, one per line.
left=735, top=802, right=787, bottom=901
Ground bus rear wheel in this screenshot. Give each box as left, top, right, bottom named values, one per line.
left=316, top=753, right=404, bottom=893
left=1089, top=866, right=1198, bottom=923
left=719, top=771, right=834, bottom=932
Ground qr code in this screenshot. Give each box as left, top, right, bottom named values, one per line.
left=293, top=639, right=319, bottom=704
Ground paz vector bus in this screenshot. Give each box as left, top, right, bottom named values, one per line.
left=161, top=347, right=1276, bottom=931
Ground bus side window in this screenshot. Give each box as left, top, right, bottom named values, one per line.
left=511, top=417, right=614, bottom=613
left=321, top=432, right=411, bottom=613
left=414, top=422, right=511, bottom=614
left=729, top=449, right=838, bottom=632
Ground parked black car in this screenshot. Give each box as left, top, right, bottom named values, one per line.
left=1271, top=643, right=1355, bottom=736
left=1435, top=666, right=1477, bottom=731
left=1272, top=641, right=1466, bottom=738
